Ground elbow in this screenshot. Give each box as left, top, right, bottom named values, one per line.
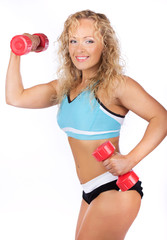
left=149, top=109, right=167, bottom=135
left=5, top=96, right=20, bottom=107
left=161, top=108, right=167, bottom=126
left=5, top=94, right=13, bottom=106
left=5, top=95, right=13, bottom=106
left=156, top=110, right=167, bottom=136
left=163, top=111, right=167, bottom=135
left=6, top=99, right=16, bottom=107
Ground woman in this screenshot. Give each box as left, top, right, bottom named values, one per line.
left=6, top=10, right=167, bottom=240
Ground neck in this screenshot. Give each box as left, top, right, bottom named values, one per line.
left=81, top=68, right=97, bottom=82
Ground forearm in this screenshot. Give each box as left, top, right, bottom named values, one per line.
left=5, top=52, right=24, bottom=106
left=127, top=114, right=167, bottom=167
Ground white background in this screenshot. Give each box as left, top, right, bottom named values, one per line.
left=0, top=0, right=167, bottom=239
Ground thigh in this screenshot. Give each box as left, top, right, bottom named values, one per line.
left=76, top=190, right=141, bottom=240
left=75, top=199, right=89, bottom=239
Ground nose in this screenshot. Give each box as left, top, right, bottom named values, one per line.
left=76, top=42, right=85, bottom=53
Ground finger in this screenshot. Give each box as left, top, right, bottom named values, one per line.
left=102, top=159, right=110, bottom=167
left=105, top=163, right=113, bottom=171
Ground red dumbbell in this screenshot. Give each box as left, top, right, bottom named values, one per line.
left=10, top=33, right=49, bottom=56
left=92, top=141, right=139, bottom=191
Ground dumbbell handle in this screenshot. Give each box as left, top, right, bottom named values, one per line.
left=92, top=141, right=139, bottom=191
left=10, top=33, right=49, bottom=56
left=33, top=33, right=49, bottom=52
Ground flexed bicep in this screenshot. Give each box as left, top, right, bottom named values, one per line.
left=6, top=52, right=58, bottom=109
left=14, top=80, right=58, bottom=109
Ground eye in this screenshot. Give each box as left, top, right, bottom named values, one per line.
left=69, top=39, right=77, bottom=44
left=85, top=39, right=94, bottom=44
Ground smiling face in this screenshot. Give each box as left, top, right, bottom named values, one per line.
left=68, top=18, right=103, bottom=79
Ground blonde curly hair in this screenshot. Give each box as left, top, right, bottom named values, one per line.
left=56, top=9, right=125, bottom=103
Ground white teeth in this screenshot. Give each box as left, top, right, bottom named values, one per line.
left=77, top=57, right=87, bottom=59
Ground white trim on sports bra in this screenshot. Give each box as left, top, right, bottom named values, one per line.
left=62, top=127, right=120, bottom=136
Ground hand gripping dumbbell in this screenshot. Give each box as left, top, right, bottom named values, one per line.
left=10, top=33, right=49, bottom=56
left=92, top=141, right=139, bottom=191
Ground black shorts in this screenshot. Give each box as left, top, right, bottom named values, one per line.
left=82, top=180, right=143, bottom=204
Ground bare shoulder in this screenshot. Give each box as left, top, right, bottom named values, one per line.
left=114, top=75, right=151, bottom=102
left=49, top=79, right=59, bottom=92
left=115, top=75, right=142, bottom=95
left=115, top=75, right=166, bottom=121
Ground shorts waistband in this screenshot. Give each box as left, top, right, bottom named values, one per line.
left=81, top=172, right=118, bottom=194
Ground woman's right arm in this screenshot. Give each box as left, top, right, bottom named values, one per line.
left=6, top=52, right=58, bottom=109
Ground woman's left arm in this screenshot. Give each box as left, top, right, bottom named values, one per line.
left=118, top=76, right=167, bottom=167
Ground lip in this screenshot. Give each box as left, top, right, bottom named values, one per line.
left=75, top=56, right=89, bottom=62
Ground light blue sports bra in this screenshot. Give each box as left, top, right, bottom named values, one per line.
left=57, top=90, right=125, bottom=140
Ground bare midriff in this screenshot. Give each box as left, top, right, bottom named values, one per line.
left=68, top=136, right=120, bottom=184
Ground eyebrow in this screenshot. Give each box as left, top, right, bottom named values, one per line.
left=69, top=36, right=94, bottom=39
